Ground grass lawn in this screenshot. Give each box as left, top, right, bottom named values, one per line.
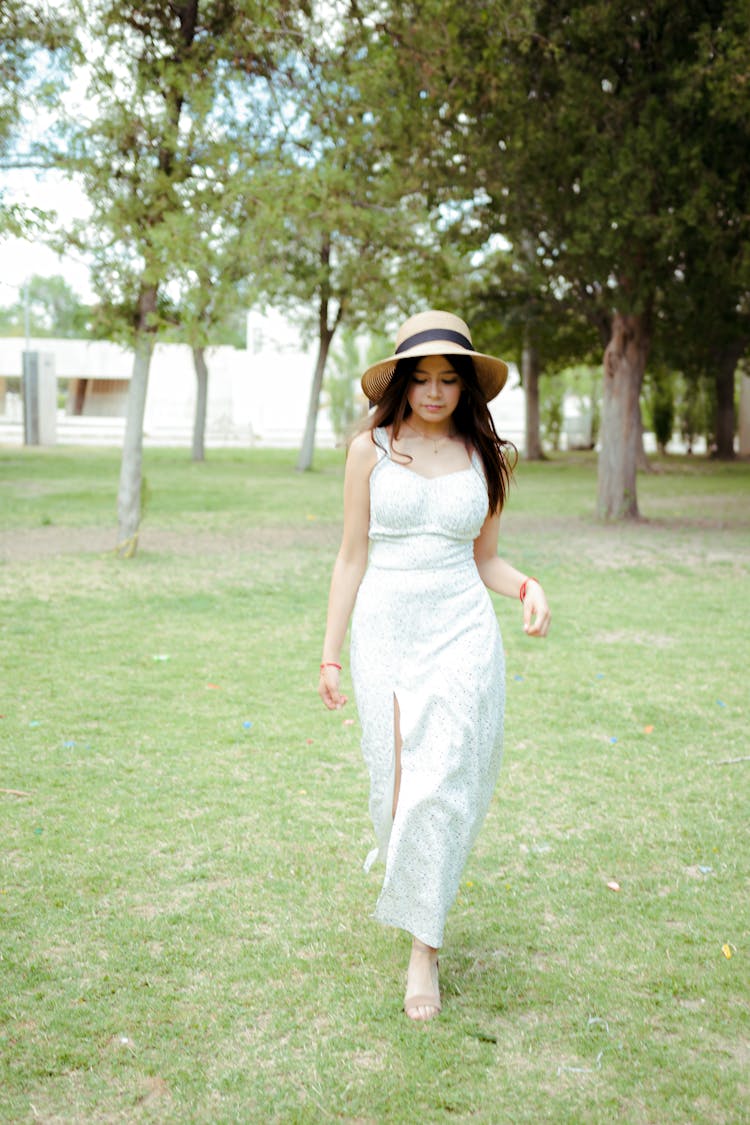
left=1, top=445, right=748, bottom=1124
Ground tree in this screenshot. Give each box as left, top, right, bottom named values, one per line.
left=255, top=9, right=458, bottom=471
left=0, top=1, right=75, bottom=235
left=0, top=273, right=91, bottom=336
left=0, top=1, right=75, bottom=239
left=376, top=0, right=750, bottom=515
left=325, top=327, right=368, bottom=445
left=466, top=243, right=599, bottom=460
left=643, top=368, right=675, bottom=455
left=159, top=156, right=277, bottom=461
left=669, top=9, right=750, bottom=458
left=479, top=0, right=750, bottom=510
left=63, top=0, right=309, bottom=554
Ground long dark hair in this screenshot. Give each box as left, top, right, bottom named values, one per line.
left=367, top=354, right=517, bottom=514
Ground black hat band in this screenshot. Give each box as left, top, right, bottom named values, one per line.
left=395, top=328, right=473, bottom=355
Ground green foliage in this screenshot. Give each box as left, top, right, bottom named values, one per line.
left=676, top=373, right=715, bottom=453
left=539, top=365, right=600, bottom=452
left=0, top=1, right=77, bottom=235
left=325, top=328, right=367, bottom=444
left=381, top=0, right=750, bottom=372
left=644, top=369, right=677, bottom=453
left=376, top=0, right=750, bottom=501
left=539, top=372, right=564, bottom=451
left=0, top=274, right=91, bottom=337
left=59, top=0, right=310, bottom=343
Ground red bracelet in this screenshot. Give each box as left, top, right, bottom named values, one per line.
left=519, top=577, right=539, bottom=603
left=320, top=661, right=342, bottom=671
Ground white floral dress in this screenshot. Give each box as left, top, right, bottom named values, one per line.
left=350, top=427, right=505, bottom=948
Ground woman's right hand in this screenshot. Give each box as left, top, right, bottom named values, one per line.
left=319, top=665, right=348, bottom=711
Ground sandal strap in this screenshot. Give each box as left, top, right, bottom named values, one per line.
left=404, top=993, right=442, bottom=1014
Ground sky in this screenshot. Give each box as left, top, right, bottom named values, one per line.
left=1, top=157, right=95, bottom=305
left=1, top=42, right=95, bottom=309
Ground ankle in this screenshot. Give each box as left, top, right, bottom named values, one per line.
left=411, top=938, right=438, bottom=956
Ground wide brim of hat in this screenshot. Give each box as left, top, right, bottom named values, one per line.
left=361, top=341, right=508, bottom=404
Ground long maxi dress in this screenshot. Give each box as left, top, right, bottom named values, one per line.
left=350, top=427, right=505, bottom=949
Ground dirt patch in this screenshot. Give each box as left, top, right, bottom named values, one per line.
left=1, top=510, right=747, bottom=577
left=503, top=511, right=750, bottom=570
left=0, top=523, right=340, bottom=563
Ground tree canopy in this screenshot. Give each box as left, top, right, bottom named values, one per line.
left=367, top=0, right=750, bottom=511
left=0, top=0, right=76, bottom=235
left=0, top=273, right=90, bottom=336
left=9, top=0, right=750, bottom=528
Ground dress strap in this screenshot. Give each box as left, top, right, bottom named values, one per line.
left=470, top=447, right=487, bottom=483
left=372, top=426, right=391, bottom=461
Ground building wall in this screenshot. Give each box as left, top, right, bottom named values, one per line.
left=0, top=323, right=338, bottom=448
left=0, top=317, right=527, bottom=450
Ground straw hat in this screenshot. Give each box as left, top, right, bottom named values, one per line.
left=361, top=310, right=508, bottom=404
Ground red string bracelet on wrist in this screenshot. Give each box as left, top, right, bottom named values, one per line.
left=519, top=578, right=539, bottom=603
left=320, top=661, right=342, bottom=671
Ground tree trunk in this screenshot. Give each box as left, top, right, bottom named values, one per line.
left=713, top=341, right=744, bottom=459
left=636, top=408, right=653, bottom=473
left=522, top=331, right=543, bottom=460
left=739, top=369, right=750, bottom=456
left=116, top=285, right=157, bottom=556
left=296, top=321, right=335, bottom=472
left=597, top=311, right=650, bottom=519
left=296, top=239, right=345, bottom=471
left=192, top=344, right=208, bottom=463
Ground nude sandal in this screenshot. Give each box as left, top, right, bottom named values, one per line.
left=404, top=954, right=441, bottom=1020
left=404, top=991, right=442, bottom=1020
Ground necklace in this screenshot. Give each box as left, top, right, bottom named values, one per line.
left=405, top=421, right=454, bottom=454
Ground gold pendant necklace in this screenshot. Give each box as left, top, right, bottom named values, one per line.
left=406, top=421, right=453, bottom=454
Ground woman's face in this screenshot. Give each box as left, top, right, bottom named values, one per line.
left=406, top=355, right=462, bottom=426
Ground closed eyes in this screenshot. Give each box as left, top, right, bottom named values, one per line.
left=412, top=377, right=459, bottom=386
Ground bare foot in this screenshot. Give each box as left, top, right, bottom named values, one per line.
left=404, top=939, right=441, bottom=1021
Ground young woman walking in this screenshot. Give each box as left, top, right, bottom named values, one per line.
left=319, top=310, right=550, bottom=1021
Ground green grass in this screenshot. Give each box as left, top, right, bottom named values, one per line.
left=1, top=446, right=748, bottom=1124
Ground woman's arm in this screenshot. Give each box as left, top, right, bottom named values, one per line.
left=473, top=511, right=551, bottom=637
left=319, top=431, right=377, bottom=709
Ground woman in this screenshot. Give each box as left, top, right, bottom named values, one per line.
left=318, top=310, right=550, bottom=1022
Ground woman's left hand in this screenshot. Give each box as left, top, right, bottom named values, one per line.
left=319, top=665, right=348, bottom=710
left=523, top=581, right=551, bottom=637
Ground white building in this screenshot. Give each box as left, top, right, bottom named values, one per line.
left=0, top=311, right=526, bottom=451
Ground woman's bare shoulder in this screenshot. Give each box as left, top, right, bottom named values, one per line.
left=346, top=428, right=380, bottom=473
